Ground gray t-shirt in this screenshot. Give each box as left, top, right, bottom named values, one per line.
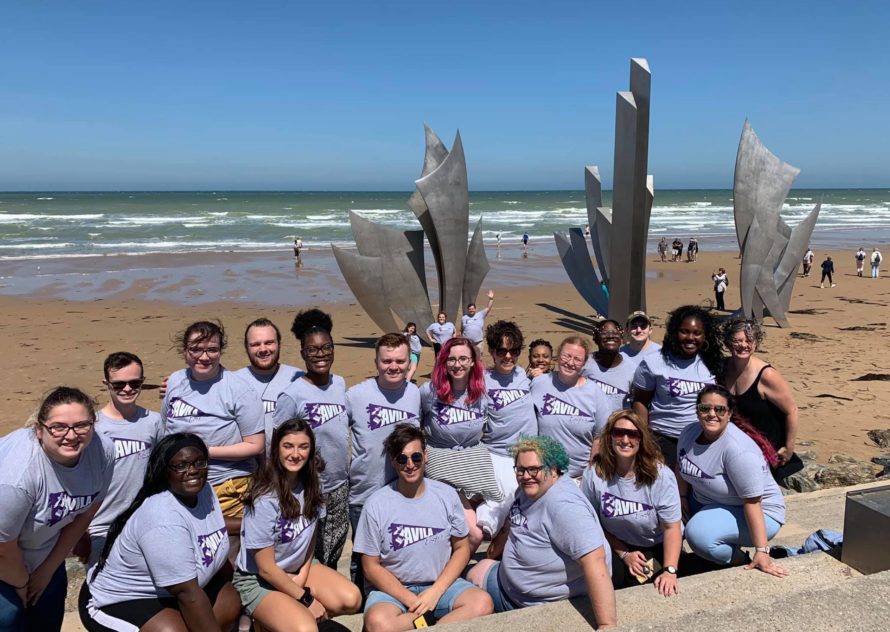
left=407, top=335, right=422, bottom=354
left=483, top=368, right=536, bottom=456
left=619, top=342, right=662, bottom=370
left=237, top=485, right=325, bottom=574
left=88, top=486, right=229, bottom=607
left=419, top=382, right=487, bottom=449
left=460, top=308, right=489, bottom=343
left=425, top=322, right=455, bottom=345
left=89, top=408, right=164, bottom=538
left=162, top=366, right=265, bottom=486
left=273, top=375, right=349, bottom=494
left=530, top=374, right=613, bottom=477
left=500, top=477, right=611, bottom=607
left=347, top=378, right=421, bottom=507
left=632, top=352, right=715, bottom=439
left=581, top=355, right=637, bottom=410
left=0, top=429, right=114, bottom=572
left=678, top=422, right=785, bottom=524
left=581, top=463, right=682, bottom=548
left=353, top=478, right=468, bottom=586
left=234, top=364, right=303, bottom=430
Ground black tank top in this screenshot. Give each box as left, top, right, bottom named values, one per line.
left=734, top=365, right=787, bottom=450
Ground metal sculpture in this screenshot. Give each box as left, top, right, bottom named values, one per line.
left=733, top=121, right=820, bottom=327
left=332, top=126, right=489, bottom=333
left=555, top=58, right=653, bottom=318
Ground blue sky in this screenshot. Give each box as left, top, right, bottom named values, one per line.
left=1, top=1, right=887, bottom=190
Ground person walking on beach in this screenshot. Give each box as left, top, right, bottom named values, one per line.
left=820, top=256, right=836, bottom=288
left=522, top=232, right=529, bottom=249
left=658, top=237, right=668, bottom=262
left=802, top=248, right=814, bottom=277
left=687, top=237, right=698, bottom=262
left=461, top=290, right=495, bottom=357
left=871, top=247, right=883, bottom=278
left=855, top=247, right=866, bottom=277
left=671, top=238, right=682, bottom=262
left=426, top=311, right=455, bottom=358
left=293, top=237, right=303, bottom=262
left=712, top=268, right=728, bottom=310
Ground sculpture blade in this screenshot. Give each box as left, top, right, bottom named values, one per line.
left=462, top=218, right=490, bottom=309
left=555, top=229, right=607, bottom=315
left=331, top=246, right=400, bottom=333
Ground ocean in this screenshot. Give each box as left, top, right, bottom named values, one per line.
left=1, top=189, right=889, bottom=260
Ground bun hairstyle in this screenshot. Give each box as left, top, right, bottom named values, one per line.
left=291, top=309, right=333, bottom=343
left=33, top=386, right=97, bottom=428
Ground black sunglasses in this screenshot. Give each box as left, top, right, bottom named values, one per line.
left=611, top=427, right=642, bottom=441
left=395, top=451, right=423, bottom=466
left=107, top=379, right=145, bottom=391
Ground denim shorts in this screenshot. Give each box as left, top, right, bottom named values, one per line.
left=364, top=577, right=475, bottom=619
left=479, top=562, right=519, bottom=614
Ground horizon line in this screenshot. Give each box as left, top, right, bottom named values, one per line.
left=2, top=186, right=889, bottom=194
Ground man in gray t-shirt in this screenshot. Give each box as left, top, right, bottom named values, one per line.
left=461, top=290, right=495, bottom=354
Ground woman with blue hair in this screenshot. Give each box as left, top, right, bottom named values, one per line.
left=467, top=435, right=617, bottom=629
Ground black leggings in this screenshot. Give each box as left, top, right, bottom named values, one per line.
left=821, top=270, right=833, bottom=284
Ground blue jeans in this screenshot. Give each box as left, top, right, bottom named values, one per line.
left=685, top=497, right=782, bottom=564
left=0, top=564, right=68, bottom=632
left=364, top=578, right=476, bottom=618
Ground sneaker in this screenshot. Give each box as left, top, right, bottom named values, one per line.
left=820, top=284, right=824, bottom=288
left=831, top=284, right=837, bottom=287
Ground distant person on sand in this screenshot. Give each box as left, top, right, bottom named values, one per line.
left=496, top=233, right=501, bottom=249
left=403, top=322, right=422, bottom=382
left=426, top=311, right=456, bottom=358
left=293, top=237, right=303, bottom=264
left=687, top=237, right=699, bottom=262
left=871, top=247, right=883, bottom=278
left=855, top=247, right=866, bottom=277
left=658, top=237, right=668, bottom=262
left=802, top=247, right=814, bottom=277
left=712, top=268, right=728, bottom=311
left=461, top=290, right=495, bottom=357
left=671, top=238, right=682, bottom=262
left=820, top=256, right=835, bottom=288
left=522, top=232, right=529, bottom=249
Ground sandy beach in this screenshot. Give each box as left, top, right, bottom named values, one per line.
left=1, top=246, right=888, bottom=465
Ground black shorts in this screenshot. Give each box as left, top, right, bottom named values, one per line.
left=79, top=569, right=229, bottom=632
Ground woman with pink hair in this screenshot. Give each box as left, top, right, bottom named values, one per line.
left=419, top=337, right=501, bottom=552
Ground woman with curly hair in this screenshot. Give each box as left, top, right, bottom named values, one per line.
left=273, top=309, right=350, bottom=568
left=582, top=410, right=682, bottom=595
left=233, top=419, right=360, bottom=631
left=467, top=435, right=616, bottom=628
left=720, top=319, right=802, bottom=485
left=631, top=305, right=721, bottom=467
left=420, top=336, right=501, bottom=552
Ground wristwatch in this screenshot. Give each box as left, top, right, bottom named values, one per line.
left=298, top=586, right=314, bottom=607
left=664, top=566, right=677, bottom=575
left=755, top=546, right=771, bottom=554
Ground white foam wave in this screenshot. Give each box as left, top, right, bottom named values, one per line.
left=36, top=197, right=54, bottom=200
left=350, top=208, right=404, bottom=215
left=0, top=242, right=73, bottom=250
left=104, top=216, right=207, bottom=225
left=207, top=212, right=229, bottom=216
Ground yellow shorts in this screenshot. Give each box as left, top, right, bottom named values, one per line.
left=212, top=475, right=252, bottom=518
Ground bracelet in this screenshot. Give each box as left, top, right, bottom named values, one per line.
left=619, top=550, right=629, bottom=560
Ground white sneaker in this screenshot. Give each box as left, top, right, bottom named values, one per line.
left=831, top=284, right=837, bottom=287
left=820, top=284, right=824, bottom=288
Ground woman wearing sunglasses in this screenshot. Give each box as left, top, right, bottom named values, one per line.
left=419, top=337, right=501, bottom=551
left=354, top=424, right=493, bottom=631
left=0, top=387, right=114, bottom=632
left=233, top=419, right=360, bottom=631
left=582, top=410, right=682, bottom=595
left=531, top=335, right=613, bottom=480
left=82, top=433, right=241, bottom=632
left=582, top=320, right=638, bottom=411
left=678, top=385, right=787, bottom=577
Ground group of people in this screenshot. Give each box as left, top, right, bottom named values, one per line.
left=1, top=301, right=801, bottom=632
left=658, top=237, right=699, bottom=263
left=803, top=246, right=883, bottom=286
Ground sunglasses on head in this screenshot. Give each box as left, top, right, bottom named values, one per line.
left=395, top=451, right=423, bottom=466
left=611, top=427, right=642, bottom=441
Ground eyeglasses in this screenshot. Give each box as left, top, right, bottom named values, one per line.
left=696, top=403, right=730, bottom=416
left=107, top=379, right=145, bottom=392
left=304, top=343, right=334, bottom=357
left=558, top=355, right=585, bottom=368
left=445, top=356, right=473, bottom=366
left=495, top=347, right=522, bottom=357
left=186, top=346, right=221, bottom=358
left=168, top=459, right=209, bottom=473
left=514, top=465, right=544, bottom=478
left=40, top=421, right=94, bottom=438
left=611, top=427, right=642, bottom=441
left=395, top=452, right=423, bottom=466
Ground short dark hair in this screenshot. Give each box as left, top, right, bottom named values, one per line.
left=103, top=352, right=143, bottom=381
left=244, top=318, right=281, bottom=348
left=486, top=320, right=524, bottom=351
left=384, top=423, right=425, bottom=459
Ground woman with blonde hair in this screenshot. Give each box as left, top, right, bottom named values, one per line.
left=582, top=410, right=682, bottom=595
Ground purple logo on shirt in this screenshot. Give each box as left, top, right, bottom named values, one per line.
left=388, top=523, right=445, bottom=550
left=167, top=397, right=210, bottom=419
left=276, top=515, right=310, bottom=544
left=111, top=437, right=152, bottom=460
left=665, top=378, right=709, bottom=398
left=508, top=500, right=527, bottom=528
left=487, top=388, right=529, bottom=411
left=432, top=402, right=483, bottom=426
left=590, top=380, right=626, bottom=396
left=678, top=449, right=715, bottom=480
left=197, top=527, right=227, bottom=567
left=47, top=491, right=99, bottom=526
left=304, top=403, right=346, bottom=429
left=601, top=491, right=653, bottom=518
left=366, top=404, right=417, bottom=430
left=541, top=393, right=590, bottom=418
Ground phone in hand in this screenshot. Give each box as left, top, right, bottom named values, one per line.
left=413, top=611, right=438, bottom=628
